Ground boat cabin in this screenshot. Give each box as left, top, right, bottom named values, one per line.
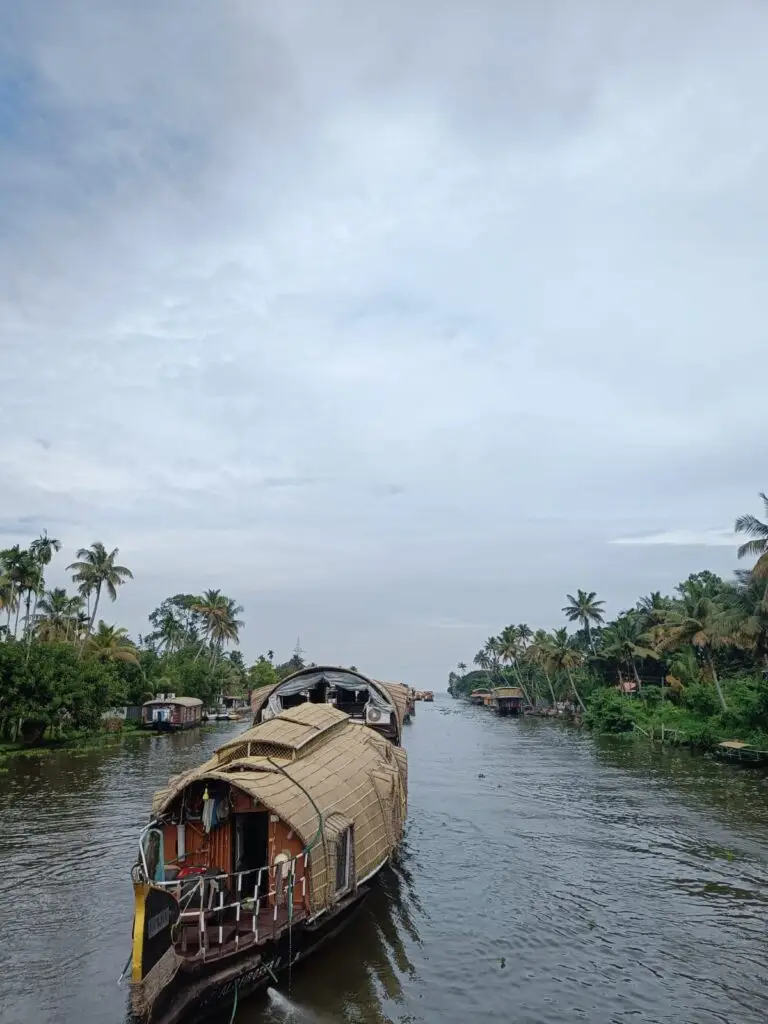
left=251, top=666, right=404, bottom=744
left=469, top=689, right=490, bottom=705
left=142, top=696, right=203, bottom=731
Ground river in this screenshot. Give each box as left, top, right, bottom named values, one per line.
left=2, top=696, right=768, bottom=1024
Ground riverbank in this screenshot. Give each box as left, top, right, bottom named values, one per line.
left=583, top=680, right=768, bottom=752
left=0, top=720, right=219, bottom=766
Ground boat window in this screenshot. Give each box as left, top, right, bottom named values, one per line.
left=335, top=827, right=353, bottom=893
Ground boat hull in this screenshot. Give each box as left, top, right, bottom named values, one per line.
left=129, top=887, right=369, bottom=1024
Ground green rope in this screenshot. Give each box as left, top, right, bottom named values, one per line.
left=228, top=981, right=238, bottom=1024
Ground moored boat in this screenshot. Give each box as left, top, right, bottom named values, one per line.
left=713, top=740, right=768, bottom=765
left=251, top=666, right=405, bottom=744
left=469, top=688, right=490, bottom=705
left=490, top=687, right=524, bottom=716
left=128, top=695, right=408, bottom=1024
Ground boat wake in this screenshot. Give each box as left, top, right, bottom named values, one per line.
left=265, top=987, right=317, bottom=1020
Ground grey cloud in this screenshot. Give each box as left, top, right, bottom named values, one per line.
left=1, top=1, right=767, bottom=683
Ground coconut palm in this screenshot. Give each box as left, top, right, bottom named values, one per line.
left=497, top=626, right=533, bottom=704
left=457, top=661, right=468, bottom=675
left=67, top=543, right=133, bottom=644
left=0, top=573, right=15, bottom=638
left=473, top=649, right=493, bottom=684
left=656, top=594, right=738, bottom=711
left=36, top=588, right=74, bottom=641
left=599, top=615, right=658, bottom=688
left=735, top=492, right=768, bottom=581
left=26, top=532, right=61, bottom=652
left=87, top=621, right=140, bottom=666
left=562, top=590, right=605, bottom=651
left=548, top=627, right=586, bottom=711
left=528, top=629, right=559, bottom=707
left=9, top=550, right=39, bottom=641
left=193, top=590, right=244, bottom=666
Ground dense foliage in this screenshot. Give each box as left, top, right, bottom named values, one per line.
left=0, top=537, right=302, bottom=745
left=449, top=494, right=768, bottom=749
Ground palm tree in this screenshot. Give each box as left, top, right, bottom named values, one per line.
left=563, top=590, right=605, bottom=651
left=735, top=492, right=768, bottom=580
left=67, top=543, right=133, bottom=644
left=528, top=629, right=559, bottom=708
left=473, top=649, right=493, bottom=684
left=193, top=590, right=244, bottom=666
left=26, top=532, right=61, bottom=653
left=516, top=623, right=534, bottom=649
left=10, top=550, right=39, bottom=641
left=497, top=626, right=533, bottom=704
left=599, top=615, right=658, bottom=688
left=36, top=587, right=73, bottom=641
left=0, top=572, right=15, bottom=639
left=656, top=594, right=737, bottom=711
left=87, top=621, right=140, bottom=666
left=457, top=661, right=467, bottom=675
left=155, top=610, right=186, bottom=654
left=548, top=627, right=586, bottom=711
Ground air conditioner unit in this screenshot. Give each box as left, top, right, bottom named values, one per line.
left=167, top=693, right=176, bottom=699
left=365, top=704, right=390, bottom=726
left=156, top=693, right=165, bottom=701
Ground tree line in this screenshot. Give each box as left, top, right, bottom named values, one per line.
left=449, top=492, right=768, bottom=747
left=0, top=536, right=305, bottom=744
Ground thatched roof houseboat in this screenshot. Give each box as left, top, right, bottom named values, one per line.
left=128, top=692, right=407, bottom=1024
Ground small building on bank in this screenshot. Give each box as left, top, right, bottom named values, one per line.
left=141, top=695, right=203, bottom=731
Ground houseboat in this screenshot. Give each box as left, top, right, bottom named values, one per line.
left=251, top=666, right=405, bottom=744
left=128, top=697, right=408, bottom=1024
left=491, top=687, right=524, bottom=716
left=469, top=689, right=490, bottom=705
left=142, top=696, right=203, bottom=732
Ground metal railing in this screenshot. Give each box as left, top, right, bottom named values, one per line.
left=148, top=854, right=308, bottom=958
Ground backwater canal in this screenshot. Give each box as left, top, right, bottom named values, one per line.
left=2, top=695, right=768, bottom=1023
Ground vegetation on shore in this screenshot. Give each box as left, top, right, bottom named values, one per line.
left=449, top=493, right=768, bottom=751
left=0, top=537, right=308, bottom=750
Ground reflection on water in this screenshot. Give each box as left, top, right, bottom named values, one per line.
left=3, top=701, right=768, bottom=1024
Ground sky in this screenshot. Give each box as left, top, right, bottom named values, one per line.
left=1, top=1, right=767, bottom=687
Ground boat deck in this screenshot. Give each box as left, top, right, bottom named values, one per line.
left=178, top=903, right=308, bottom=959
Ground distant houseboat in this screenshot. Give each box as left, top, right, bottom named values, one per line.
left=142, top=696, right=203, bottom=732
left=469, top=689, right=490, bottom=705
left=251, top=666, right=405, bottom=745
left=491, top=687, right=524, bottom=716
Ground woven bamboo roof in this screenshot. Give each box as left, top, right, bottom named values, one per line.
left=153, top=701, right=407, bottom=913
left=492, top=687, right=523, bottom=698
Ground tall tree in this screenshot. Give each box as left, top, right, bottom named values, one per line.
left=87, top=621, right=140, bottom=666
left=67, top=543, right=134, bottom=644
left=528, top=629, right=559, bottom=707
left=599, top=615, right=658, bottom=688
left=26, top=532, right=61, bottom=655
left=735, top=491, right=768, bottom=581
left=36, top=587, right=77, bottom=641
left=548, top=627, right=587, bottom=711
left=562, top=590, right=605, bottom=651
left=656, top=593, right=737, bottom=711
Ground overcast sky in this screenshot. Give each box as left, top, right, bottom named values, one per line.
left=1, top=1, right=766, bottom=687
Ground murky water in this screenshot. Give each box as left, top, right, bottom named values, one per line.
left=3, top=698, right=768, bottom=1024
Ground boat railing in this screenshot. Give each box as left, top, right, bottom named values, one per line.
left=151, top=854, right=308, bottom=958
